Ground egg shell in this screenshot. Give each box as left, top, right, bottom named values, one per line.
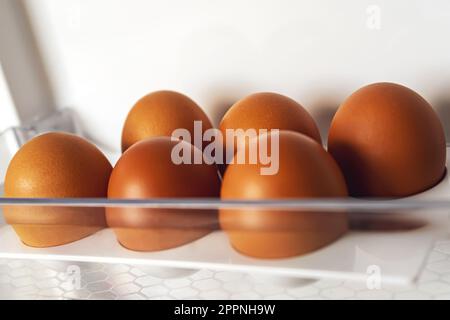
left=328, top=82, right=446, bottom=197
left=107, top=137, right=221, bottom=251
left=4, top=132, right=112, bottom=247
left=220, top=131, right=348, bottom=259
left=220, top=92, right=321, bottom=151
left=121, top=90, right=213, bottom=152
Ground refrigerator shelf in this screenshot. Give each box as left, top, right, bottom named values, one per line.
left=0, top=190, right=449, bottom=285
left=0, top=116, right=449, bottom=286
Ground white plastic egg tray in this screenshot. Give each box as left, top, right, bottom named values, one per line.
left=0, top=149, right=449, bottom=286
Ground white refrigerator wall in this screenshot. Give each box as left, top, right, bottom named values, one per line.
left=21, top=0, right=450, bottom=150
left=0, top=63, right=18, bottom=132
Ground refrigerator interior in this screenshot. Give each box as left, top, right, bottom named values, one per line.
left=1, top=0, right=450, bottom=300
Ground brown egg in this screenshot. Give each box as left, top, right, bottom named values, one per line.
left=220, top=131, right=348, bottom=259
left=4, top=132, right=112, bottom=247
left=328, top=82, right=446, bottom=197
left=220, top=92, right=321, bottom=155
left=107, top=137, right=221, bottom=251
left=121, top=90, right=213, bottom=152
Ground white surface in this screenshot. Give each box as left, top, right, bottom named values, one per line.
left=0, top=224, right=444, bottom=286
left=21, top=0, right=450, bottom=149
left=2, top=241, right=450, bottom=300
left=0, top=62, right=19, bottom=183
left=0, top=63, right=18, bottom=132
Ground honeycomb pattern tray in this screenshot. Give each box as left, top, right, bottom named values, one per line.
left=1, top=236, right=450, bottom=300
